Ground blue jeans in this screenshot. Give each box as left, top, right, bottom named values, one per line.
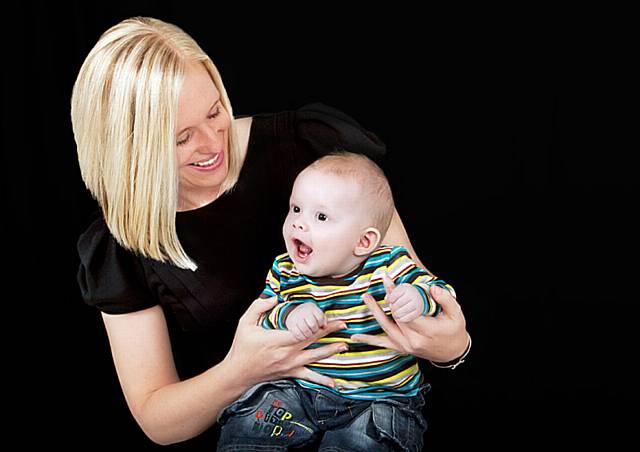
left=216, top=379, right=427, bottom=452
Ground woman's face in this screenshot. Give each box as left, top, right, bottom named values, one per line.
left=175, top=62, right=231, bottom=207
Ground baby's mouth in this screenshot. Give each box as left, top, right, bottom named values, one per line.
left=293, top=238, right=313, bottom=262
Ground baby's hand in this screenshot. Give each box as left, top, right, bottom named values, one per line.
left=285, top=302, right=328, bottom=341
left=383, top=275, right=424, bottom=323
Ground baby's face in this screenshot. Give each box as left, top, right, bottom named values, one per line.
left=283, top=168, right=370, bottom=278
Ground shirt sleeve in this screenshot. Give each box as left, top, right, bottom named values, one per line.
left=259, top=258, right=304, bottom=330
left=76, top=216, right=157, bottom=314
left=387, top=247, right=455, bottom=317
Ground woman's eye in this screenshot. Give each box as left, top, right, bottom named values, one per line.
left=177, top=134, right=191, bottom=146
left=317, top=213, right=327, bottom=221
left=207, top=106, right=220, bottom=119
left=292, top=206, right=300, bottom=213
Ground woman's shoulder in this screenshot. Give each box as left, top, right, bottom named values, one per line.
left=293, top=103, right=386, bottom=161
left=247, top=103, right=386, bottom=166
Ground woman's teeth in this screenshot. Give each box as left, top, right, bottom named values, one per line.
left=192, top=154, right=219, bottom=167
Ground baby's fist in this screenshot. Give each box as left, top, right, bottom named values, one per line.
left=389, top=284, right=424, bottom=323
left=285, top=302, right=327, bottom=341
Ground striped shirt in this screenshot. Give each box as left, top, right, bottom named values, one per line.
left=260, top=245, right=455, bottom=400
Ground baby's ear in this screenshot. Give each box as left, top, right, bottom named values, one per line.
left=355, top=228, right=381, bottom=256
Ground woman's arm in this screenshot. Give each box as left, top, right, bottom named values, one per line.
left=103, top=299, right=346, bottom=445
left=103, top=306, right=245, bottom=445
left=372, top=208, right=470, bottom=363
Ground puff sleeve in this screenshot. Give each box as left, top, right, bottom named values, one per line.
left=76, top=217, right=157, bottom=314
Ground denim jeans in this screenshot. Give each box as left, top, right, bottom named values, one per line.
left=216, top=379, right=427, bottom=452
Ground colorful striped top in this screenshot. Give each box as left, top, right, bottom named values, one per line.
left=260, top=245, right=455, bottom=400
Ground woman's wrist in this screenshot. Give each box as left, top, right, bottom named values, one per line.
left=430, top=333, right=471, bottom=369
left=218, top=353, right=258, bottom=398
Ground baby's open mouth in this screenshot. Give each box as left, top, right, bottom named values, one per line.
left=293, top=238, right=313, bottom=261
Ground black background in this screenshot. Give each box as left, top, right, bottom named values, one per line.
left=4, top=2, right=637, bottom=449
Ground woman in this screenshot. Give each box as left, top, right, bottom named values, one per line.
left=72, top=17, right=470, bottom=448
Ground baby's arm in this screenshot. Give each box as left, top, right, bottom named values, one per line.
left=385, top=247, right=455, bottom=323
left=384, top=275, right=453, bottom=323
left=259, top=260, right=292, bottom=330
left=259, top=258, right=327, bottom=335
left=285, top=303, right=328, bottom=341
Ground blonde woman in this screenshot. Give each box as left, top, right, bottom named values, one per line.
left=72, top=17, right=470, bottom=449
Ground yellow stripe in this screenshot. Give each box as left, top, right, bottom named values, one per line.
left=281, top=283, right=314, bottom=295
left=387, top=255, right=414, bottom=275
left=315, top=337, right=358, bottom=344
left=324, top=299, right=388, bottom=316
left=333, top=364, right=419, bottom=386
left=268, top=273, right=280, bottom=289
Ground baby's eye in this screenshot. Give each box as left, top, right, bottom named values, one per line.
left=317, top=213, right=327, bottom=222
left=292, top=206, right=301, bottom=213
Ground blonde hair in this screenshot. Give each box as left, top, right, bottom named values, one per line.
left=71, top=17, right=241, bottom=271
left=307, top=152, right=395, bottom=235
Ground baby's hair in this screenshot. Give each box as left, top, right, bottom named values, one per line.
left=306, top=151, right=395, bottom=235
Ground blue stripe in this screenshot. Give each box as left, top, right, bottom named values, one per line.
left=295, top=379, right=420, bottom=400
left=415, top=285, right=431, bottom=316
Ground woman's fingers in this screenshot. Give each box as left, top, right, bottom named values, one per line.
left=430, top=285, right=462, bottom=318
left=350, top=333, right=393, bottom=349
left=361, top=293, right=401, bottom=337
left=289, top=367, right=337, bottom=388
left=383, top=273, right=396, bottom=293
left=383, top=274, right=400, bottom=305
left=357, top=293, right=411, bottom=352
left=298, top=341, right=347, bottom=365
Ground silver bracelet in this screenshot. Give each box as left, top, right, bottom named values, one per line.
left=430, top=334, right=471, bottom=370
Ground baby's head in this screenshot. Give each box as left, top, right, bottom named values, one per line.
left=283, top=151, right=395, bottom=278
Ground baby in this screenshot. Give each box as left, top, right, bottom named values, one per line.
left=217, top=152, right=454, bottom=452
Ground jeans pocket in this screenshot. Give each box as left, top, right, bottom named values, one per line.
left=218, top=379, right=298, bottom=424
left=370, top=402, right=427, bottom=452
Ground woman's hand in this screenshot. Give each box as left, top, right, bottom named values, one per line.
left=224, top=297, right=348, bottom=388
left=352, top=278, right=470, bottom=363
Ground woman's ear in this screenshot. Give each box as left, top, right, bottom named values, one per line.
left=355, top=228, right=382, bottom=256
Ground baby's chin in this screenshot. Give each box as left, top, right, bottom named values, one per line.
left=290, top=258, right=327, bottom=278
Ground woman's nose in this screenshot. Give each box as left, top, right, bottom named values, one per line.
left=200, top=124, right=224, bottom=148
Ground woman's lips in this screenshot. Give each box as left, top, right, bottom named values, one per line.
left=189, top=151, right=224, bottom=171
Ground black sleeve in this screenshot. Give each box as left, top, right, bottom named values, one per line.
left=76, top=217, right=157, bottom=314
left=294, top=103, right=387, bottom=164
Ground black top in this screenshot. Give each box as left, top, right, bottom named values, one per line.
left=76, top=103, right=386, bottom=446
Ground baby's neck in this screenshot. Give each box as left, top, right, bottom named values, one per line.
left=329, top=254, right=370, bottom=279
